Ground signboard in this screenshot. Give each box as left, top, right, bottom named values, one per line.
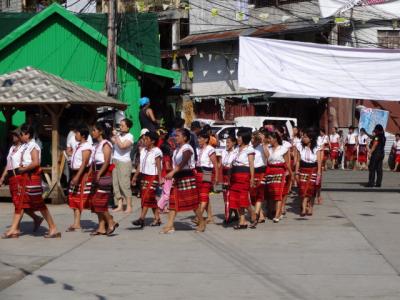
left=358, top=108, right=389, bottom=134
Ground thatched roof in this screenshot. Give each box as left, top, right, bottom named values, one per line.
left=0, top=66, right=127, bottom=109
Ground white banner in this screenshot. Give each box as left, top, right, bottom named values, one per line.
left=318, top=0, right=400, bottom=18
left=238, top=37, right=400, bottom=101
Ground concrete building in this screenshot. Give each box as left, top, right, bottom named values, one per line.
left=0, top=0, right=22, bottom=12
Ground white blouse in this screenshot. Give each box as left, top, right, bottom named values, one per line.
left=282, top=140, right=292, bottom=152
left=92, top=140, right=113, bottom=165
left=253, top=144, right=266, bottom=168
left=6, top=145, right=24, bottom=171
left=71, top=141, right=93, bottom=170
left=347, top=133, right=358, bottom=145
left=173, top=143, right=195, bottom=170
left=358, top=134, right=369, bottom=146
left=317, top=135, right=329, bottom=147
left=140, top=147, right=163, bottom=176
left=267, top=145, right=289, bottom=164
left=21, top=139, right=41, bottom=167
left=196, top=145, right=216, bottom=168
left=221, top=148, right=236, bottom=167
left=296, top=144, right=320, bottom=163
left=330, top=133, right=340, bottom=143
left=292, top=137, right=302, bottom=148
left=232, top=145, right=255, bottom=167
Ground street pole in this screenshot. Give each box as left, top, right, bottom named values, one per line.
left=106, top=0, right=118, bottom=97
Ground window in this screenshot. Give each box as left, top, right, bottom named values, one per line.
left=6, top=0, right=11, bottom=8
left=378, top=30, right=400, bottom=49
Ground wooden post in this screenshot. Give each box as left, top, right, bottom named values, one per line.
left=44, top=105, right=64, bottom=204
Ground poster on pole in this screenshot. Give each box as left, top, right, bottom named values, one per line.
left=358, top=108, right=389, bottom=134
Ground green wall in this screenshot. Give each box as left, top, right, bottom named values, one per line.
left=0, top=14, right=141, bottom=139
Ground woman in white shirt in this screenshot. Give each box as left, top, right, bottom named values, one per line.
left=131, top=131, right=163, bottom=228
left=111, top=118, right=134, bottom=213
left=89, top=122, right=119, bottom=236
left=345, top=126, right=358, bottom=170
left=219, top=135, right=238, bottom=223
left=295, top=128, right=323, bottom=217
left=329, top=127, right=340, bottom=169
left=67, top=125, right=93, bottom=232
left=2, top=124, right=60, bottom=239
left=228, top=129, right=255, bottom=230
left=393, top=133, right=400, bottom=171
left=358, top=128, right=369, bottom=170
left=162, top=128, right=204, bottom=234
left=195, top=130, right=219, bottom=225
left=264, top=132, right=291, bottom=223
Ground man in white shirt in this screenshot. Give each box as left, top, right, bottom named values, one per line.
left=111, top=118, right=134, bottom=213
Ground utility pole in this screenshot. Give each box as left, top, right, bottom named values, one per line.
left=106, top=0, right=118, bottom=97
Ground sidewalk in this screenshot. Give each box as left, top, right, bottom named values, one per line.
left=1, top=170, right=400, bottom=299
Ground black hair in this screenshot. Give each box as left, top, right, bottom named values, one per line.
left=237, top=128, right=252, bottom=145
left=227, top=135, right=237, bottom=144
left=302, top=127, right=318, bottom=151
left=121, top=118, right=133, bottom=129
left=191, top=121, right=201, bottom=130
left=20, top=123, right=34, bottom=138
left=292, top=126, right=301, bottom=138
left=177, top=128, right=191, bottom=143
left=396, top=133, right=400, bottom=137
left=320, top=128, right=326, bottom=134
left=374, top=124, right=384, bottom=134
left=160, top=141, right=172, bottom=157
left=266, top=131, right=282, bottom=145
left=94, top=121, right=112, bottom=140
left=360, top=128, right=366, bottom=134
left=348, top=126, right=354, bottom=130
left=198, top=130, right=210, bottom=143
left=145, top=131, right=159, bottom=144
left=174, top=117, right=185, bottom=129
left=276, top=125, right=289, bottom=141
left=76, top=125, right=90, bottom=140
left=203, top=124, right=212, bottom=132
left=263, top=119, right=274, bottom=126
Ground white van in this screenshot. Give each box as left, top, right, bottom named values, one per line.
left=234, top=116, right=297, bottom=138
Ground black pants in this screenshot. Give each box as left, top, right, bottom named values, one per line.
left=368, top=154, right=384, bottom=186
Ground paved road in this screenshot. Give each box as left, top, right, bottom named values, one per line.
left=1, top=170, right=400, bottom=299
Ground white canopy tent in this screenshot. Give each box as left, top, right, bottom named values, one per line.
left=238, top=37, right=400, bottom=101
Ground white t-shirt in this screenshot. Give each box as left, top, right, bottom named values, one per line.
left=196, top=145, right=216, bottom=168
left=317, top=135, right=329, bottom=147
left=292, top=137, right=302, bottom=148
left=347, top=132, right=358, bottom=145
left=113, top=133, right=134, bottom=162
left=92, top=140, right=113, bottom=165
left=253, top=144, right=266, bottom=168
left=6, top=145, right=24, bottom=171
left=140, top=147, right=163, bottom=176
left=296, top=144, right=320, bottom=164
left=21, top=139, right=41, bottom=167
left=67, top=130, right=93, bottom=149
left=232, top=145, right=255, bottom=167
left=330, top=133, right=340, bottom=143
left=358, top=134, right=369, bottom=145
left=173, top=143, right=195, bottom=170
left=71, top=142, right=93, bottom=170
left=267, top=145, right=289, bottom=164
left=221, top=148, right=236, bottom=167
left=282, top=140, right=292, bottom=152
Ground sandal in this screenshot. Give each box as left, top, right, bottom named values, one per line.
left=107, top=223, right=119, bottom=236
left=150, top=220, right=162, bottom=227
left=132, top=219, right=145, bottom=228
left=65, top=226, right=80, bottom=232
left=44, top=232, right=62, bottom=238
left=1, top=232, right=20, bottom=239
left=33, top=217, right=44, bottom=232
left=90, top=231, right=107, bottom=236
left=159, top=227, right=175, bottom=234
left=233, top=224, right=248, bottom=230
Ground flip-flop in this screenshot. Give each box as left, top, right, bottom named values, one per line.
left=107, top=223, right=119, bottom=236
left=44, top=232, right=62, bottom=238
left=90, top=231, right=107, bottom=236
left=1, top=232, right=19, bottom=239
left=33, top=217, right=44, bottom=232
left=65, top=226, right=80, bottom=232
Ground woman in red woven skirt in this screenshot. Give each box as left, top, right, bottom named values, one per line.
left=329, top=127, right=340, bottom=169
left=131, top=131, right=163, bottom=228
left=2, top=124, right=60, bottom=238
left=67, top=125, right=93, bottom=232
left=358, top=128, right=369, bottom=171
left=89, top=122, right=119, bottom=236
left=220, top=135, right=238, bottom=224
left=161, top=128, right=204, bottom=234
left=295, top=128, right=323, bottom=217
left=264, top=132, right=291, bottom=223
left=195, top=130, right=218, bottom=224
left=229, top=129, right=255, bottom=230
left=249, top=131, right=267, bottom=228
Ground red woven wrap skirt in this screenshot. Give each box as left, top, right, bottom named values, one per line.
left=298, top=166, right=318, bottom=198
left=195, top=168, right=214, bottom=204
left=169, top=170, right=199, bottom=212
left=69, top=170, right=92, bottom=211
left=91, top=170, right=112, bottom=213
left=14, top=170, right=46, bottom=212
left=396, top=152, right=400, bottom=164
left=228, top=167, right=250, bottom=209
left=323, top=144, right=330, bottom=163
left=140, top=174, right=159, bottom=209
left=265, top=164, right=286, bottom=201
left=345, top=144, right=357, bottom=161
left=250, top=167, right=266, bottom=205
left=8, top=174, right=23, bottom=213
left=330, top=143, right=339, bottom=160
left=358, top=145, right=368, bottom=163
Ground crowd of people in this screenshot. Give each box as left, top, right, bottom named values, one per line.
left=0, top=97, right=388, bottom=238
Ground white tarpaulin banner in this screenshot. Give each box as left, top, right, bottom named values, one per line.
left=318, top=0, right=400, bottom=18
left=238, top=37, right=400, bottom=101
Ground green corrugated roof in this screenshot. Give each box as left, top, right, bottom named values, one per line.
left=0, top=5, right=165, bottom=70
